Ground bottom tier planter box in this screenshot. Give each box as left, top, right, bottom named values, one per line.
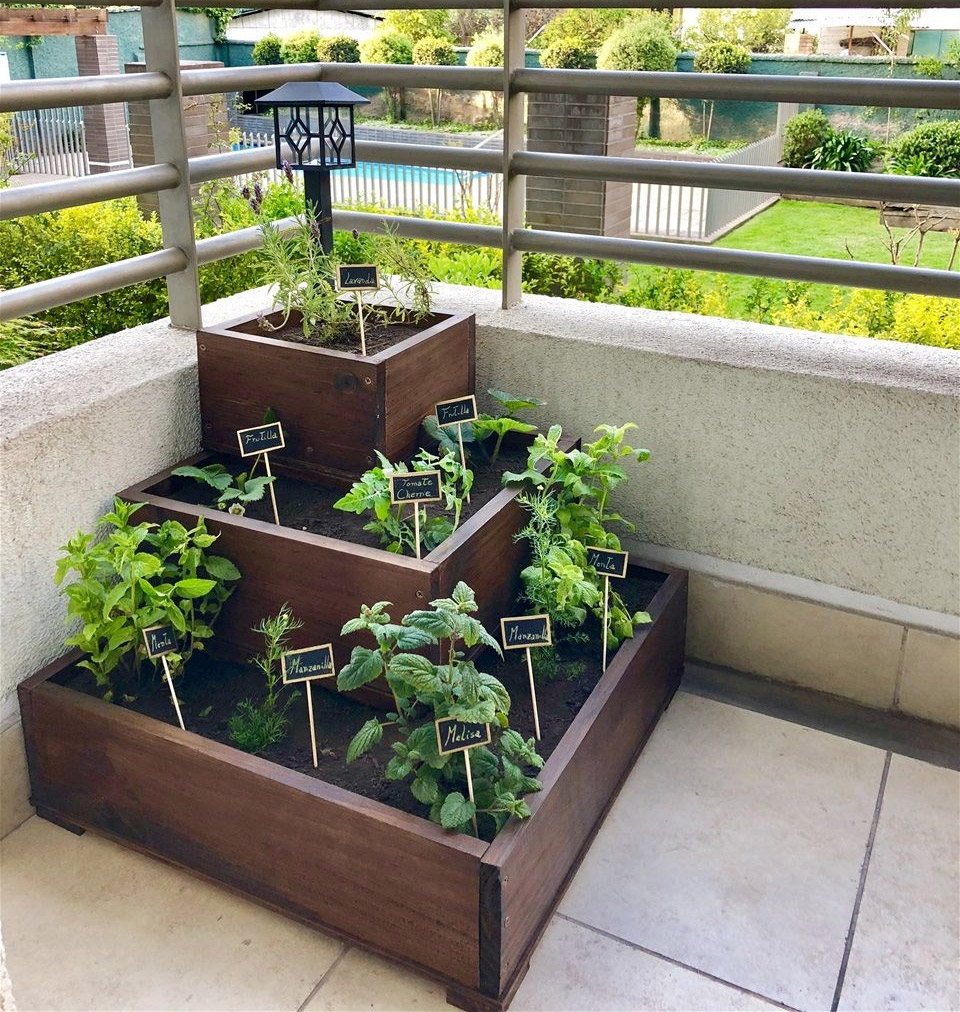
left=19, top=561, right=686, bottom=1011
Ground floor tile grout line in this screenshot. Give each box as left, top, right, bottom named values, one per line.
left=829, top=750, right=892, bottom=1012
left=295, top=942, right=352, bottom=1012
left=555, top=912, right=803, bottom=1012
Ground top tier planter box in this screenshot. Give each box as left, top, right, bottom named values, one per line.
left=197, top=308, right=476, bottom=484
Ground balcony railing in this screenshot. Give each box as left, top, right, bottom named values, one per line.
left=1, top=0, right=958, bottom=330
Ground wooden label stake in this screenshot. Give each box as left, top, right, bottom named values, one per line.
left=436, top=395, right=478, bottom=503
left=389, top=470, right=442, bottom=561
left=501, top=614, right=553, bottom=741
left=237, top=421, right=285, bottom=526
left=436, top=717, right=492, bottom=836
left=336, top=264, right=380, bottom=357
left=586, top=547, right=629, bottom=671
left=142, top=625, right=185, bottom=731
left=281, top=643, right=336, bottom=769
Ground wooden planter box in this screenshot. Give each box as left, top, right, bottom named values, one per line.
left=197, top=308, right=476, bottom=484
left=118, top=438, right=577, bottom=707
left=19, top=561, right=686, bottom=1012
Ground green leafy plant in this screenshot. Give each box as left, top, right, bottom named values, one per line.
left=539, top=37, right=594, bottom=70
left=171, top=462, right=275, bottom=515
left=258, top=218, right=433, bottom=345
left=423, top=388, right=544, bottom=466
left=338, top=584, right=543, bottom=835
left=693, top=41, right=751, bottom=139
left=466, top=32, right=505, bottom=124
left=806, top=131, right=877, bottom=172
left=412, top=35, right=458, bottom=125
left=228, top=604, right=302, bottom=752
left=886, top=120, right=960, bottom=178
left=315, top=34, right=361, bottom=63
left=687, top=7, right=790, bottom=53
left=505, top=424, right=652, bottom=647
left=280, top=30, right=322, bottom=64
left=55, top=499, right=240, bottom=697
left=781, top=109, right=832, bottom=169
left=251, top=33, right=282, bottom=65
left=360, top=30, right=414, bottom=121
left=334, top=447, right=473, bottom=555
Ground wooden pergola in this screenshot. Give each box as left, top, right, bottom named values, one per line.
left=0, top=8, right=107, bottom=37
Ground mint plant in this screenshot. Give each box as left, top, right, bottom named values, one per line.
left=172, top=463, right=275, bottom=516
left=338, top=584, right=543, bottom=836
left=228, top=604, right=301, bottom=753
left=333, top=447, right=473, bottom=555
left=55, top=499, right=241, bottom=698
left=506, top=423, right=651, bottom=648
left=423, top=388, right=544, bottom=466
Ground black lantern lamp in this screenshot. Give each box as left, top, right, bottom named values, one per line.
left=256, top=82, right=369, bottom=254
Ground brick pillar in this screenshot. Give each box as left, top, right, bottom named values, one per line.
left=526, top=93, right=637, bottom=238
left=75, top=35, right=132, bottom=174
left=125, top=60, right=228, bottom=217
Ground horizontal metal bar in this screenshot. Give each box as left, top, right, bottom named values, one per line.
left=190, top=147, right=277, bottom=184
left=176, top=0, right=499, bottom=7
left=182, top=62, right=502, bottom=96
left=517, top=0, right=956, bottom=6
left=22, top=0, right=162, bottom=6
left=0, top=72, right=172, bottom=114
left=0, top=163, right=181, bottom=221
left=512, top=229, right=959, bottom=299
left=0, top=248, right=188, bottom=321
left=514, top=151, right=960, bottom=207
left=513, top=68, right=960, bottom=110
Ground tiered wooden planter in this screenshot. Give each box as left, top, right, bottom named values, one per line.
left=197, top=308, right=475, bottom=484
left=19, top=561, right=687, bottom=1012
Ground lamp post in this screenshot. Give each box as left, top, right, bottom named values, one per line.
left=256, top=82, right=369, bottom=255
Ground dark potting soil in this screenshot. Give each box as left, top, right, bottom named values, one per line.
left=250, top=316, right=423, bottom=356
left=56, top=572, right=665, bottom=840
left=165, top=445, right=530, bottom=553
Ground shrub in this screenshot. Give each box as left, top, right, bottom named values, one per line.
left=886, top=120, right=960, bottom=178
left=782, top=109, right=832, bottom=168
left=596, top=18, right=678, bottom=73
left=412, top=35, right=458, bottom=66
left=539, top=37, right=594, bottom=70
left=806, top=130, right=876, bottom=172
left=913, top=56, right=944, bottom=79
left=466, top=32, right=504, bottom=68
left=887, top=295, right=960, bottom=349
left=315, top=35, right=360, bottom=63
left=360, top=28, right=414, bottom=65
left=280, top=30, right=322, bottom=64
left=693, top=40, right=751, bottom=75
left=251, top=33, right=282, bottom=65
left=522, top=253, right=621, bottom=301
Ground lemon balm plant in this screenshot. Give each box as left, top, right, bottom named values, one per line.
left=338, top=584, right=544, bottom=835
left=55, top=499, right=240, bottom=698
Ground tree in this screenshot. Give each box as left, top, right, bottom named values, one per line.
left=412, top=36, right=458, bottom=125
left=315, top=35, right=360, bottom=63
left=539, top=37, right=594, bottom=70
left=251, top=33, right=282, bottom=66
left=596, top=17, right=679, bottom=138
left=687, top=8, right=790, bottom=54
left=466, top=33, right=505, bottom=126
left=536, top=8, right=637, bottom=51
left=693, top=41, right=751, bottom=139
left=383, top=9, right=452, bottom=43
left=360, top=30, right=414, bottom=121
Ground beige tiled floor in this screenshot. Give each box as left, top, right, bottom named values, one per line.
left=2, top=693, right=957, bottom=1012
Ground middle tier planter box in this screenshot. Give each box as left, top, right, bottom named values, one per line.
left=19, top=561, right=687, bottom=1012
left=118, top=437, right=577, bottom=708
left=197, top=308, right=476, bottom=484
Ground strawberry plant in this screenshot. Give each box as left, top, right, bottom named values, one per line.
left=337, top=583, right=543, bottom=835
left=423, top=388, right=544, bottom=466
left=172, top=462, right=275, bottom=515
left=55, top=498, right=240, bottom=698
left=333, top=447, right=472, bottom=555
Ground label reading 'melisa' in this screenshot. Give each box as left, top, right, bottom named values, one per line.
left=142, top=624, right=177, bottom=658
left=435, top=718, right=492, bottom=756
left=586, top=546, right=629, bottom=579
left=389, top=470, right=442, bottom=504
left=336, top=264, right=380, bottom=291
left=237, top=421, right=285, bottom=457
left=500, top=614, right=552, bottom=651
left=281, top=644, right=335, bottom=684
left=435, top=395, right=478, bottom=428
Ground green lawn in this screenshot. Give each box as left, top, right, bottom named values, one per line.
left=714, top=199, right=957, bottom=312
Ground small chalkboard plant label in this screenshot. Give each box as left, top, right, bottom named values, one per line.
left=141, top=625, right=185, bottom=731
left=236, top=422, right=285, bottom=525
left=435, top=395, right=478, bottom=501
left=281, top=643, right=336, bottom=768
left=336, top=264, right=381, bottom=357
left=435, top=717, right=491, bottom=834
left=500, top=614, right=553, bottom=741
left=389, top=470, right=442, bottom=560
left=586, top=546, right=629, bottom=670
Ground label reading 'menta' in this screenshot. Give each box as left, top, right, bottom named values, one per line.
left=142, top=624, right=177, bottom=658
left=585, top=546, right=629, bottom=579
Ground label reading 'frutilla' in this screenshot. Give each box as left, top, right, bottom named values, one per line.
left=435, top=395, right=479, bottom=428
left=236, top=421, right=285, bottom=457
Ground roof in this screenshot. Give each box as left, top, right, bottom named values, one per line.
left=255, top=82, right=371, bottom=107
left=789, top=7, right=960, bottom=31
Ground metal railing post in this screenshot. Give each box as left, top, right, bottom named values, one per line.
left=139, top=0, right=202, bottom=329
left=500, top=0, right=525, bottom=309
